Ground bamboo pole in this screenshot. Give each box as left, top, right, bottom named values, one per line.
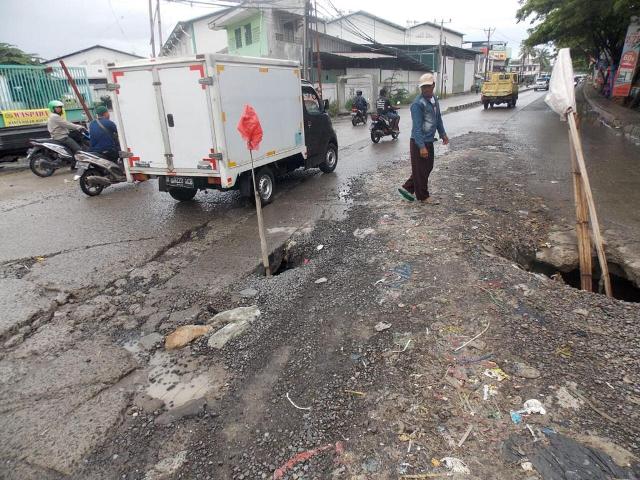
left=567, top=111, right=612, bottom=297
left=568, top=130, right=593, bottom=291
left=250, top=150, right=272, bottom=278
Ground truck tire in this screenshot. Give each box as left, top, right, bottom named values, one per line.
left=483, top=102, right=489, bottom=110
left=169, top=187, right=198, bottom=201
left=251, top=167, right=275, bottom=205
left=512, top=98, right=517, bottom=107
left=319, top=143, right=338, bottom=173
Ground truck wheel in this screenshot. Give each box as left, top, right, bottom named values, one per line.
left=490, top=102, right=494, bottom=108
left=319, top=143, right=338, bottom=173
left=251, top=167, right=275, bottom=205
left=483, top=102, right=489, bottom=110
left=30, top=153, right=55, bottom=177
left=169, top=187, right=197, bottom=201
left=79, top=168, right=104, bottom=197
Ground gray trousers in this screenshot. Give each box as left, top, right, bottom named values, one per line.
left=59, top=136, right=81, bottom=154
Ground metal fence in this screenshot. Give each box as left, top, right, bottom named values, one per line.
left=0, top=64, right=92, bottom=111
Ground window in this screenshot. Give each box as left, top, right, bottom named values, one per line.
left=283, top=21, right=295, bottom=43
left=244, top=23, right=252, bottom=45
left=302, top=88, right=321, bottom=114
left=234, top=28, right=242, bottom=48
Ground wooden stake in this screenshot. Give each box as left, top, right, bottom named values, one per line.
left=567, top=112, right=612, bottom=297
left=250, top=151, right=272, bottom=278
left=568, top=130, right=593, bottom=291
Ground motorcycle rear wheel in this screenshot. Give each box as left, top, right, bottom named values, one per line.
left=351, top=117, right=358, bottom=126
left=79, top=168, right=105, bottom=197
left=391, top=131, right=399, bottom=139
left=29, top=153, right=56, bottom=177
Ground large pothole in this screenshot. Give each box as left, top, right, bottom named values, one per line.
left=528, top=258, right=640, bottom=303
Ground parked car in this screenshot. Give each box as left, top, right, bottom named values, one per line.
left=534, top=78, right=550, bottom=91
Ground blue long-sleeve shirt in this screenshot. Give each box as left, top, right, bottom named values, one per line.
left=89, top=118, right=119, bottom=153
left=410, top=94, right=446, bottom=148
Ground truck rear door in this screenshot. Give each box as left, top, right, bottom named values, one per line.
left=113, top=68, right=168, bottom=169
left=157, top=64, right=217, bottom=172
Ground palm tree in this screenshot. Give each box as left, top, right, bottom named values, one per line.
left=535, top=47, right=552, bottom=72
left=519, top=41, right=536, bottom=66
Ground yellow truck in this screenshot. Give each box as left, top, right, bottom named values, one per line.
left=481, top=72, right=519, bottom=109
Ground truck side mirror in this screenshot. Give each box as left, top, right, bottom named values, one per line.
left=323, top=99, right=330, bottom=111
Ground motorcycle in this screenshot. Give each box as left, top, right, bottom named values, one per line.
left=350, top=107, right=367, bottom=126
left=74, top=150, right=127, bottom=197
left=27, top=129, right=89, bottom=177
left=369, top=113, right=399, bottom=143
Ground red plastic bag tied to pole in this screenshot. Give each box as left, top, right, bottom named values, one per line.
left=236, top=104, right=263, bottom=151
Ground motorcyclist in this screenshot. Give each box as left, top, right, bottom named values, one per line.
left=353, top=90, right=368, bottom=117
left=376, top=88, right=400, bottom=132
left=46, top=100, right=85, bottom=169
left=89, top=106, right=120, bottom=162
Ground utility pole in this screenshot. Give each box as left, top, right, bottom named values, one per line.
left=302, top=0, right=308, bottom=79
left=314, top=0, right=323, bottom=99
left=148, top=0, right=156, bottom=57
left=483, top=27, right=495, bottom=76
left=437, top=18, right=452, bottom=97
left=157, top=0, right=163, bottom=53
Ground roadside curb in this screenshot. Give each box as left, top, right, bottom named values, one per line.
left=582, top=86, right=640, bottom=143
left=443, top=100, right=483, bottom=115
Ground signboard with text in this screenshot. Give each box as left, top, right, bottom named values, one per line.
left=1, top=108, right=50, bottom=127
left=613, top=18, right=640, bottom=97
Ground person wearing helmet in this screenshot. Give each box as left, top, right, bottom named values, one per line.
left=353, top=90, right=368, bottom=116
left=398, top=72, right=449, bottom=204
left=47, top=100, right=85, bottom=167
left=89, top=106, right=120, bottom=161
left=376, top=88, right=400, bottom=132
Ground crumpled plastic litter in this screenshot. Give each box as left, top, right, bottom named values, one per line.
left=440, top=457, right=470, bottom=474
left=519, top=399, right=547, bottom=415
left=483, top=367, right=509, bottom=382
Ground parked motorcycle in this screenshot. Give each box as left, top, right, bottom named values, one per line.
left=74, top=150, right=127, bottom=197
left=350, top=107, right=367, bottom=126
left=27, top=129, right=89, bottom=177
left=369, top=113, right=399, bottom=143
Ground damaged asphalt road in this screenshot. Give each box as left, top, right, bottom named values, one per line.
left=2, top=127, right=639, bottom=479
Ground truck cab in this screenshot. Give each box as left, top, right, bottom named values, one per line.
left=481, top=72, right=519, bottom=109
left=300, top=80, right=338, bottom=172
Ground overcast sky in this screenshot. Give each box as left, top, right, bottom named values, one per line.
left=2, top=0, right=532, bottom=60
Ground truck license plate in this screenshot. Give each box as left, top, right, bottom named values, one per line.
left=167, top=176, right=194, bottom=188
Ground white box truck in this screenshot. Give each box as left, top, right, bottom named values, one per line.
left=106, top=54, right=338, bottom=203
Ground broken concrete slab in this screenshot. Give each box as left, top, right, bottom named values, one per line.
left=208, top=305, right=260, bottom=328
left=207, top=320, right=250, bottom=349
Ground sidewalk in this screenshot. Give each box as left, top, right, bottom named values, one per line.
left=582, top=84, right=640, bottom=142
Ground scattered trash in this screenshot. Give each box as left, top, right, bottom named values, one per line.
left=374, top=278, right=386, bottom=285
left=510, top=411, right=523, bottom=424
left=285, top=392, right=311, bottom=411
left=431, top=458, right=441, bottom=467
left=390, top=339, right=412, bottom=353
left=35, top=256, right=45, bottom=263
left=453, top=321, right=490, bottom=352
left=344, top=389, right=365, bottom=397
left=353, top=228, right=376, bottom=239
left=316, top=244, right=324, bottom=251
left=315, top=277, right=328, bottom=284
left=556, top=345, right=573, bottom=358
left=457, top=425, right=474, bottom=447
left=273, top=442, right=343, bottom=479
left=483, top=384, right=497, bottom=401
left=303, top=258, right=310, bottom=265
left=483, top=367, right=509, bottom=382
left=165, top=325, right=212, bottom=350
left=374, top=322, right=392, bottom=332
left=514, top=399, right=546, bottom=416
left=521, top=461, right=534, bottom=471
left=502, top=431, right=636, bottom=480
left=440, top=457, right=470, bottom=474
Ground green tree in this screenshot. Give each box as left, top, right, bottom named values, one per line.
left=0, top=43, right=42, bottom=65
left=519, top=40, right=536, bottom=65
left=516, top=0, right=640, bottom=62
left=535, top=46, right=552, bottom=71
